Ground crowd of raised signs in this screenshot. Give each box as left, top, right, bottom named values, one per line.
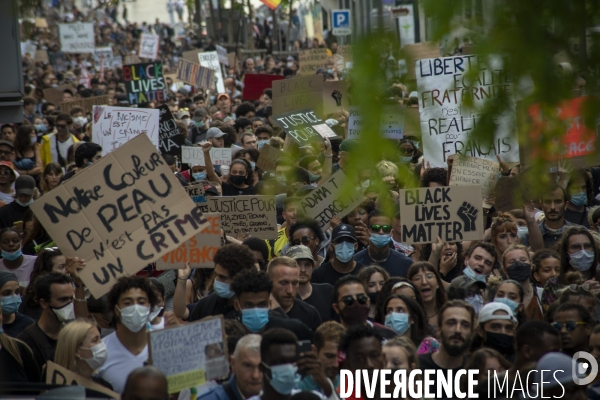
left=1, top=1, right=600, bottom=400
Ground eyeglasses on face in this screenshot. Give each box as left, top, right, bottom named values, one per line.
left=0, top=169, right=12, bottom=175
left=292, top=236, right=315, bottom=246
left=551, top=321, right=587, bottom=332
left=370, top=224, right=392, bottom=233
left=339, top=294, right=368, bottom=307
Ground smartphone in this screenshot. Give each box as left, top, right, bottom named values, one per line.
left=297, top=340, right=312, bottom=357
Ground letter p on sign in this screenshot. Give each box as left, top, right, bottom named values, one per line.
left=332, top=10, right=351, bottom=36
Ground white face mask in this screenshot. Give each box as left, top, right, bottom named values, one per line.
left=148, top=306, right=163, bottom=322
left=80, top=341, right=108, bottom=370
left=51, top=301, right=75, bottom=322
left=118, top=304, right=150, bottom=333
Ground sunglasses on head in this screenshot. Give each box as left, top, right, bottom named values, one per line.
left=292, top=236, right=315, bottom=246
left=551, top=321, right=586, bottom=332
left=568, top=284, right=592, bottom=293
left=339, top=294, right=368, bottom=307
left=370, top=224, right=392, bottom=233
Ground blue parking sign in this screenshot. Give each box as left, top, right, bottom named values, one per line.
left=332, top=10, right=351, bottom=36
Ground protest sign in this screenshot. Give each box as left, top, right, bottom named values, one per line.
left=30, top=135, right=209, bottom=299
left=271, top=109, right=330, bottom=145
left=334, top=45, right=353, bottom=71
left=182, top=49, right=201, bottom=63
left=296, top=170, right=363, bottom=231
left=403, top=42, right=439, bottom=80
left=35, top=17, right=48, bottom=28
left=149, top=316, right=228, bottom=394
left=93, top=46, right=112, bottom=61
left=186, top=183, right=207, bottom=205
left=59, top=23, right=94, bottom=53
left=256, top=143, right=281, bottom=171
left=124, top=54, right=140, bottom=65
left=323, top=81, right=349, bottom=115
left=92, top=106, right=160, bottom=155
left=399, top=185, right=483, bottom=244
left=158, top=105, right=185, bottom=156
left=181, top=146, right=232, bottom=166
left=299, top=48, right=328, bottom=75
left=34, top=50, right=49, bottom=63
left=176, top=59, right=215, bottom=90
left=216, top=44, right=229, bottom=65
left=60, top=95, right=110, bottom=115
left=242, top=74, right=284, bottom=101
left=139, top=33, right=160, bottom=60
left=198, top=51, right=225, bottom=93
left=416, top=55, right=519, bottom=167
left=21, top=41, right=37, bottom=56
left=208, top=196, right=277, bottom=239
left=272, top=75, right=323, bottom=115
left=123, top=62, right=168, bottom=104
left=46, top=361, right=120, bottom=399
left=43, top=84, right=74, bottom=105
left=156, top=213, right=221, bottom=270
left=449, top=156, right=500, bottom=209
left=347, top=106, right=362, bottom=139
left=380, top=104, right=405, bottom=139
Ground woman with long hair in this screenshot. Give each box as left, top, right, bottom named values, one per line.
left=41, top=162, right=63, bottom=194
left=12, top=125, right=42, bottom=181
left=382, top=294, right=429, bottom=349
left=501, top=244, right=544, bottom=321
left=531, top=249, right=561, bottom=294
left=357, top=266, right=390, bottom=319
left=0, top=308, right=41, bottom=383
left=407, top=262, right=447, bottom=328
left=490, top=213, right=519, bottom=271
left=204, top=142, right=256, bottom=196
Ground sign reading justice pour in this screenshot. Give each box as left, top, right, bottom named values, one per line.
left=271, top=108, right=329, bottom=145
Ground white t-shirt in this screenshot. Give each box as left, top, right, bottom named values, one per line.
left=57, top=136, right=74, bottom=162
left=0, top=255, right=37, bottom=287
left=97, top=331, right=149, bottom=394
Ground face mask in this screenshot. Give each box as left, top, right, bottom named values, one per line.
left=361, top=180, right=370, bottom=189
left=264, top=363, right=301, bottom=394
left=307, top=171, right=321, bottom=183
left=250, top=161, right=256, bottom=170
left=257, top=139, right=269, bottom=150
left=399, top=155, right=412, bottom=164
left=51, top=301, right=75, bottom=322
left=367, top=291, right=379, bottom=304
left=517, top=226, right=528, bottom=239
left=570, top=192, right=587, bottom=207
left=495, top=297, right=519, bottom=313
left=118, top=304, right=150, bottom=333
left=506, top=261, right=531, bottom=282
left=334, top=242, right=355, bottom=263
left=340, top=301, right=370, bottom=326
left=1, top=248, right=22, bottom=261
left=385, top=312, right=410, bottom=335
left=229, top=175, right=246, bottom=186
left=192, top=172, right=207, bottom=181
left=327, top=69, right=333, bottom=75
left=241, top=307, right=269, bottom=332
left=463, top=266, right=487, bottom=283
left=370, top=233, right=391, bottom=248
left=286, top=62, right=293, bottom=68
left=74, top=116, right=88, bottom=126
left=276, top=176, right=287, bottom=186
left=195, top=120, right=205, bottom=128
left=34, top=124, right=47, bottom=133
left=1, top=294, right=22, bottom=314
left=149, top=306, right=163, bottom=322
left=484, top=332, right=515, bottom=356
left=569, top=249, right=595, bottom=271
left=80, top=341, right=108, bottom=370
left=16, top=199, right=34, bottom=207
left=465, top=294, right=483, bottom=314
left=30, top=136, right=38, bottom=145
left=213, top=279, right=234, bottom=299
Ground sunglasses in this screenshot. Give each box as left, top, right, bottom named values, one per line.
left=339, top=294, right=368, bottom=307
left=292, top=236, right=315, bottom=246
left=399, top=148, right=415, bottom=155
left=56, top=124, right=69, bottom=128
left=551, top=321, right=587, bottom=332
left=0, top=169, right=12, bottom=175
left=370, top=224, right=392, bottom=233
left=569, top=284, right=592, bottom=293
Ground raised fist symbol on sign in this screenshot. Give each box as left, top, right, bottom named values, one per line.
left=331, top=90, right=342, bottom=107
left=457, top=202, right=478, bottom=232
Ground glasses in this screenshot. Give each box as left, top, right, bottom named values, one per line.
left=0, top=169, right=12, bottom=175
left=370, top=224, right=392, bottom=233
left=339, top=294, right=368, bottom=307
left=0, top=150, right=14, bottom=156
left=56, top=124, right=69, bottom=128
left=551, top=321, right=587, bottom=332
left=569, top=284, right=592, bottom=293
left=411, top=273, right=436, bottom=283
left=399, top=148, right=415, bottom=155
left=292, top=236, right=315, bottom=246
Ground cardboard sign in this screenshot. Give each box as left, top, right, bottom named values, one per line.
left=186, top=183, right=207, bottom=205
left=198, top=51, right=225, bottom=93
left=182, top=49, right=201, bottom=63
left=333, top=45, right=353, bottom=71
left=176, top=59, right=215, bottom=90
left=207, top=196, right=277, bottom=239
left=346, top=106, right=405, bottom=139
left=149, top=316, right=228, bottom=394
left=449, top=156, right=500, bottom=209
left=156, top=213, right=221, bottom=270
left=43, top=84, right=74, bottom=105
left=399, top=185, right=483, bottom=244
left=158, top=105, right=186, bottom=156
left=272, top=75, right=323, bottom=115
left=124, top=54, right=140, bottom=65
left=403, top=42, right=439, bottom=80
left=299, top=48, right=328, bottom=75
left=139, top=33, right=159, bottom=60
left=123, top=62, right=168, bottom=104
left=256, top=143, right=280, bottom=171
left=416, top=55, right=519, bottom=167
left=242, top=74, right=284, bottom=101
left=216, top=44, right=228, bottom=65
left=181, top=146, right=232, bottom=166
left=271, top=109, right=328, bottom=145
left=59, top=23, right=94, bottom=53
left=60, top=95, right=110, bottom=115
left=34, top=50, right=49, bottom=63
left=92, top=106, right=160, bottom=156
left=35, top=17, right=48, bottom=28
left=46, top=361, right=120, bottom=399
left=296, top=170, right=364, bottom=231
left=323, top=81, right=349, bottom=115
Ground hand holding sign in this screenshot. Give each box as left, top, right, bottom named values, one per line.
left=457, top=201, right=478, bottom=232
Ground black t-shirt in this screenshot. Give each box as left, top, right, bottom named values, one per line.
left=2, top=312, right=35, bottom=338
left=221, top=183, right=256, bottom=196
left=265, top=313, right=313, bottom=341
left=0, top=340, right=41, bottom=383
left=354, top=248, right=413, bottom=278
left=564, top=207, right=589, bottom=227
left=18, top=295, right=42, bottom=322
left=188, top=293, right=236, bottom=322
left=17, top=323, right=57, bottom=369
left=311, top=261, right=366, bottom=287
left=417, top=353, right=466, bottom=400
left=286, top=299, right=322, bottom=332
left=299, top=283, right=335, bottom=323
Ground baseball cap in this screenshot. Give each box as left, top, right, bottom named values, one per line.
left=177, top=110, right=190, bottom=119
left=217, top=93, right=230, bottom=101
left=287, top=245, right=314, bottom=262
left=15, top=175, right=36, bottom=195
left=206, top=127, right=226, bottom=139
left=0, top=140, right=14, bottom=149
left=339, top=139, right=358, bottom=152
left=449, top=275, right=486, bottom=291
left=409, top=91, right=418, bottom=99
left=478, top=302, right=516, bottom=324
left=0, top=161, right=16, bottom=179
left=331, top=224, right=357, bottom=242
left=192, top=108, right=207, bottom=122
left=204, top=184, right=219, bottom=196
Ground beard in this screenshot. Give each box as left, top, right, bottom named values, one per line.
left=442, top=331, right=471, bottom=357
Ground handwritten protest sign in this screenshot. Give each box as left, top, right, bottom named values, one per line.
left=21, top=41, right=37, bottom=57
left=176, top=59, right=215, bottom=90
left=323, top=81, right=349, bottom=115
left=346, top=106, right=404, bottom=139
left=186, top=183, right=207, bottom=205
left=181, top=146, right=232, bottom=166
left=256, top=144, right=280, bottom=171
left=124, top=54, right=140, bottom=65
left=35, top=50, right=49, bottom=63
left=208, top=196, right=277, bottom=239
left=139, top=33, right=159, bottom=59
left=348, top=106, right=361, bottom=139
left=198, top=51, right=225, bottom=93
left=94, top=46, right=112, bottom=61
left=123, top=62, right=168, bottom=104
left=156, top=213, right=221, bottom=270
left=60, top=95, right=110, bottom=115
left=94, top=47, right=122, bottom=69
left=416, top=55, right=519, bottom=167
left=216, top=44, right=228, bottom=65
left=399, top=185, right=483, bottom=244
left=46, top=361, right=120, bottom=399
left=242, top=74, right=284, bottom=101
left=31, top=135, right=208, bottom=298
left=158, top=105, right=185, bottom=156
left=271, top=109, right=330, bottom=145
left=296, top=170, right=364, bottom=231
left=272, top=75, right=323, bottom=115
left=299, top=48, right=328, bottom=75
left=334, top=45, right=353, bottom=71
left=149, top=316, right=228, bottom=394
left=92, top=106, right=160, bottom=155
left=449, top=156, right=500, bottom=208
left=59, top=23, right=94, bottom=53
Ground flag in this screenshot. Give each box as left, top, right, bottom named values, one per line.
left=260, top=0, right=281, bottom=10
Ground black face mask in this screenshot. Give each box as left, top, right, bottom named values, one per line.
left=506, top=262, right=531, bottom=282
left=229, top=175, right=246, bottom=186
left=484, top=332, right=515, bottom=356
left=367, top=291, right=380, bottom=304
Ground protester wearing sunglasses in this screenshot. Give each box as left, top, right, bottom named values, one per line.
left=553, top=302, right=593, bottom=357
left=353, top=211, right=413, bottom=278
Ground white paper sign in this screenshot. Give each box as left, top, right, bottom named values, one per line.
left=216, top=45, right=229, bottom=66
left=348, top=106, right=362, bottom=140
left=21, top=41, right=37, bottom=57
left=181, top=146, right=232, bottom=166
left=139, top=33, right=160, bottom=60
left=313, top=123, right=337, bottom=139
left=92, top=106, right=160, bottom=155
left=59, top=23, right=94, bottom=53
left=346, top=106, right=404, bottom=139
left=198, top=51, right=225, bottom=93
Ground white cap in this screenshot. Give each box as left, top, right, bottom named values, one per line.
left=478, top=302, right=516, bottom=324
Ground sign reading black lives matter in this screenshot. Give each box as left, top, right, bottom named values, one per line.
left=158, top=105, right=186, bottom=156
left=271, top=108, right=331, bottom=145
left=399, top=185, right=483, bottom=244
left=30, top=135, right=209, bottom=298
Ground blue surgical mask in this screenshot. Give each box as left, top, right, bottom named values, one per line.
left=16, top=199, right=33, bottom=207
left=399, top=155, right=412, bottom=164
left=263, top=362, right=301, bottom=394
left=34, top=124, right=46, bottom=133
left=370, top=233, right=390, bottom=248
left=463, top=266, right=487, bottom=283
left=1, top=248, right=22, bottom=261
left=569, top=249, right=595, bottom=271
left=257, top=139, right=269, bottom=150
left=1, top=294, right=22, bottom=314
left=327, top=69, right=333, bottom=75
left=307, top=171, right=321, bottom=183
left=213, top=279, right=234, bottom=299
left=192, top=171, right=207, bottom=181
left=241, top=307, right=269, bottom=332
left=570, top=192, right=587, bottom=207
left=384, top=312, right=410, bottom=335
left=495, top=297, right=519, bottom=313
left=466, top=294, right=484, bottom=314
left=334, top=241, right=355, bottom=263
